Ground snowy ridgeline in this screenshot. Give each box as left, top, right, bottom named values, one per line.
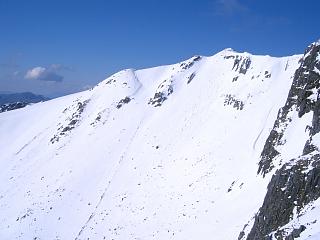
left=0, top=42, right=319, bottom=240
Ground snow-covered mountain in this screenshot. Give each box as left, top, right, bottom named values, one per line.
left=0, top=41, right=319, bottom=240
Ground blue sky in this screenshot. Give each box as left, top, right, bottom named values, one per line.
left=0, top=0, right=319, bottom=97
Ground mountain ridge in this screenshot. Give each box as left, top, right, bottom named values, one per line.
left=0, top=92, right=49, bottom=113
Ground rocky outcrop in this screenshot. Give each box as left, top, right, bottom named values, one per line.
left=187, top=72, right=196, bottom=84
left=246, top=41, right=320, bottom=239
left=258, top=41, right=320, bottom=175
left=116, top=96, right=131, bottom=109
left=180, top=56, right=201, bottom=70
left=247, top=153, right=320, bottom=239
left=224, top=53, right=252, bottom=74
left=148, top=79, right=174, bottom=107
left=0, top=102, right=28, bottom=113
left=224, top=94, right=244, bottom=110
left=50, top=100, right=89, bottom=143
left=232, top=56, right=252, bottom=74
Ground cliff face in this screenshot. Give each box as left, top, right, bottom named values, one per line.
left=246, top=41, right=320, bottom=239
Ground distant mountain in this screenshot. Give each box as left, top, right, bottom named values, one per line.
left=0, top=92, right=49, bottom=105
left=0, top=92, right=49, bottom=113
left=0, top=91, right=13, bottom=94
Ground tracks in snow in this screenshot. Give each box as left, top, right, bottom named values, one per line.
left=74, top=119, right=144, bottom=240
left=253, top=106, right=274, bottom=151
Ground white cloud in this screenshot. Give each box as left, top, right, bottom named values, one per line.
left=25, top=66, right=64, bottom=82
left=25, top=67, right=46, bottom=80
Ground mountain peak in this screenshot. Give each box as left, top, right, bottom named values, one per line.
left=215, top=48, right=256, bottom=59
left=223, top=47, right=235, bottom=52
left=217, top=47, right=236, bottom=55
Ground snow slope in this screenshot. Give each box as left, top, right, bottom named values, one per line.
left=0, top=48, right=312, bottom=239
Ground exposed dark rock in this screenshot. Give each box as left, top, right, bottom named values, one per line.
left=96, top=115, right=101, bottom=122
left=0, top=102, right=28, bottom=113
left=233, top=56, right=241, bottom=71
left=238, top=231, right=245, bottom=240
left=246, top=41, right=320, bottom=239
left=90, top=113, right=103, bottom=127
left=149, top=92, right=170, bottom=107
left=224, top=94, right=244, bottom=110
left=180, top=56, right=202, bottom=70
left=50, top=100, right=89, bottom=143
left=265, top=71, right=272, bottom=78
left=239, top=58, right=252, bottom=74
left=227, top=181, right=235, bottom=192
left=148, top=80, right=173, bottom=107
left=224, top=55, right=235, bottom=59
left=193, top=56, right=201, bottom=62
left=233, top=76, right=239, bottom=82
left=232, top=56, right=252, bottom=74
left=238, top=224, right=249, bottom=240
left=116, top=97, right=131, bottom=109
left=187, top=72, right=196, bottom=84
left=303, top=139, right=319, bottom=155
left=258, top=41, right=320, bottom=175
left=287, top=225, right=306, bottom=239
left=105, top=78, right=116, bottom=85
left=247, top=154, right=320, bottom=240
left=149, top=56, right=201, bottom=107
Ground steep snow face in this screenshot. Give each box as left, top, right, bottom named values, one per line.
left=0, top=50, right=302, bottom=240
